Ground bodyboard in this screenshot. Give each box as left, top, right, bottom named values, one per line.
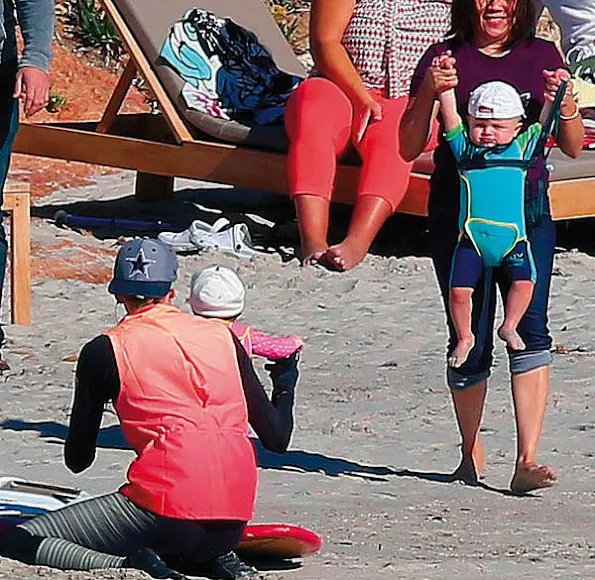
left=236, top=523, right=322, bottom=559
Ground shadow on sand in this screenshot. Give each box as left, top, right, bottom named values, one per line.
left=1, top=419, right=527, bottom=496
left=32, top=186, right=432, bottom=262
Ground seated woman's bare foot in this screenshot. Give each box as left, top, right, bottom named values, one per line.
left=498, top=326, right=526, bottom=351
left=448, top=336, right=475, bottom=368
left=324, top=239, right=370, bottom=271
left=510, top=463, right=557, bottom=494
left=300, top=243, right=328, bottom=266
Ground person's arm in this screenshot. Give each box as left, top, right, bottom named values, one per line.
left=233, top=336, right=297, bottom=453
left=435, top=52, right=461, bottom=133
left=399, top=47, right=458, bottom=161
left=64, top=336, right=120, bottom=473
left=310, top=0, right=382, bottom=142
left=14, top=0, right=54, bottom=116
left=542, top=68, right=584, bottom=158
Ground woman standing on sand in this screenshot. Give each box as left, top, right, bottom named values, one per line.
left=284, top=0, right=452, bottom=271
left=400, top=0, right=584, bottom=493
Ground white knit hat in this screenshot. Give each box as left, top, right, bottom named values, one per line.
left=468, top=81, right=525, bottom=119
left=188, top=265, right=245, bottom=318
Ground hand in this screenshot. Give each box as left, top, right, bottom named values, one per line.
left=351, top=94, right=383, bottom=143
left=265, top=352, right=300, bottom=394
left=542, top=68, right=576, bottom=117
left=424, top=50, right=458, bottom=96
left=14, top=67, right=50, bottom=117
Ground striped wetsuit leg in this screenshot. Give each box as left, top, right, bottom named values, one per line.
left=11, top=492, right=157, bottom=570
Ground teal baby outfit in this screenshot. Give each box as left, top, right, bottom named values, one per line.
left=447, top=122, right=544, bottom=286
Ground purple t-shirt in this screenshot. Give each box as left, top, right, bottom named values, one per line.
left=410, top=39, right=564, bottom=223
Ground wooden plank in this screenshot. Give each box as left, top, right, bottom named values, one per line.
left=13, top=122, right=430, bottom=215
left=100, top=0, right=194, bottom=144
left=549, top=178, right=595, bottom=220
left=96, top=59, right=137, bottom=134
left=2, top=189, right=31, bottom=326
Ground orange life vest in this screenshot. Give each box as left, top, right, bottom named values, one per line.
left=105, top=303, right=257, bottom=521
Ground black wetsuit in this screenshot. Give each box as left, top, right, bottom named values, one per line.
left=0, top=333, right=298, bottom=574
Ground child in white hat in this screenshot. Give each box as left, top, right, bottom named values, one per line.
left=433, top=51, right=570, bottom=368
left=187, top=265, right=304, bottom=360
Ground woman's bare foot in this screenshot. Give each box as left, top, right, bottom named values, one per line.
left=510, top=463, right=557, bottom=494
left=498, top=326, right=526, bottom=351
left=451, top=438, right=485, bottom=484
left=300, top=242, right=328, bottom=266
left=324, top=239, right=370, bottom=271
left=448, top=336, right=475, bottom=368
left=450, top=456, right=480, bottom=485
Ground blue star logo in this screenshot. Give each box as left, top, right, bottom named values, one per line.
left=126, top=248, right=156, bottom=279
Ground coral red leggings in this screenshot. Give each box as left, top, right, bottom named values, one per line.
left=285, top=77, right=436, bottom=212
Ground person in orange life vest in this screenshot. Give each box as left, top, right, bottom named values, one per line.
left=0, top=239, right=298, bottom=580
left=187, top=265, right=304, bottom=360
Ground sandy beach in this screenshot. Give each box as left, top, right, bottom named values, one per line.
left=0, top=173, right=594, bottom=579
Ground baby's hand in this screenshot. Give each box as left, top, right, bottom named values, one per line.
left=435, top=50, right=457, bottom=71
left=428, top=50, right=458, bottom=94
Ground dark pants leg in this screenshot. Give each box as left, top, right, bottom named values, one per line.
left=0, top=491, right=245, bottom=572
left=497, top=214, right=556, bottom=373
left=429, top=219, right=497, bottom=389
left=0, top=66, right=19, bottom=346
left=429, top=212, right=555, bottom=389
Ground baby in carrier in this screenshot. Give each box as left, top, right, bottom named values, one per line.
left=186, top=265, right=304, bottom=360
left=434, top=51, right=568, bottom=368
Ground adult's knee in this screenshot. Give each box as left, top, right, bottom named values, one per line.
left=285, top=78, right=350, bottom=138
left=509, top=349, right=552, bottom=375
left=447, top=367, right=491, bottom=390
left=0, top=525, right=43, bottom=564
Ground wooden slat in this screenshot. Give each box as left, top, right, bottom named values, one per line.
left=549, top=178, right=595, bottom=220
left=2, top=188, right=31, bottom=326
left=13, top=122, right=430, bottom=215
left=96, top=59, right=138, bottom=134
left=100, top=0, right=194, bottom=144
left=15, top=121, right=595, bottom=220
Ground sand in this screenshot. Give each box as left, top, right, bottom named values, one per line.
left=0, top=173, right=594, bottom=579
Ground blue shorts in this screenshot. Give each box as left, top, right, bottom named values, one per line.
left=450, top=238, right=536, bottom=289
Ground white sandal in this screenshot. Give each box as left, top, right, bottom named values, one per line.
left=158, top=218, right=260, bottom=259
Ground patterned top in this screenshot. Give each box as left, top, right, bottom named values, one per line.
left=342, top=0, right=451, bottom=98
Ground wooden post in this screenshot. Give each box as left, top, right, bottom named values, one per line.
left=2, top=183, right=31, bottom=326
left=134, top=172, right=175, bottom=203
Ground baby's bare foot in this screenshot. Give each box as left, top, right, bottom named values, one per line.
left=510, top=463, right=557, bottom=494
left=448, top=336, right=475, bottom=368
left=498, top=326, right=526, bottom=351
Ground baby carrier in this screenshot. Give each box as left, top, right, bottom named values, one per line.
left=459, top=82, right=567, bottom=267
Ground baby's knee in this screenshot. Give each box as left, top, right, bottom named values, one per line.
left=450, top=286, right=473, bottom=305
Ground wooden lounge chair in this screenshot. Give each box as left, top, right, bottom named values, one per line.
left=12, top=0, right=595, bottom=220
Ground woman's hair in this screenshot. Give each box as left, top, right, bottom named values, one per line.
left=449, top=0, right=536, bottom=49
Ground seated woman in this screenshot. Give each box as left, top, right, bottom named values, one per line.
left=284, top=0, right=451, bottom=270
left=0, top=238, right=299, bottom=580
